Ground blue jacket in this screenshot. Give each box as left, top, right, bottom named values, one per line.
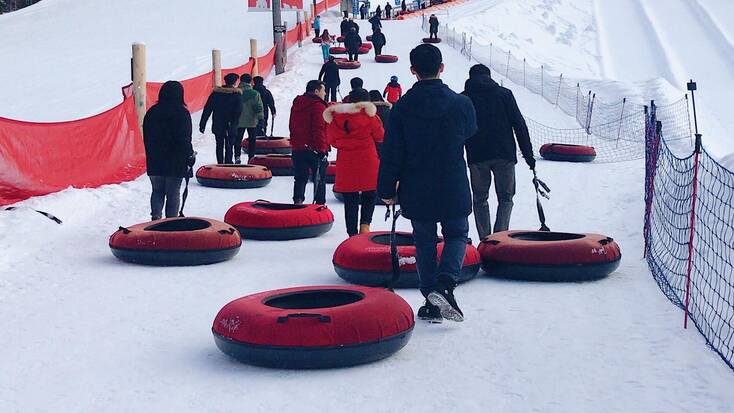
left=313, top=18, right=321, bottom=30
left=377, top=79, right=477, bottom=221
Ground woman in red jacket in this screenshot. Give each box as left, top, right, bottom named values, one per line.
left=325, top=89, right=385, bottom=236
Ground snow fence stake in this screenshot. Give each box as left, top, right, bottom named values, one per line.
left=615, top=97, right=626, bottom=147
left=540, top=65, right=544, bottom=98
left=555, top=73, right=563, bottom=107
left=505, top=50, right=510, bottom=79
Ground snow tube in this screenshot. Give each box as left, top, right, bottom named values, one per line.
left=422, top=38, right=442, bottom=44
left=250, top=154, right=294, bottom=176
left=360, top=43, right=372, bottom=50
left=333, top=231, right=481, bottom=288
left=212, top=285, right=414, bottom=369
left=195, top=164, right=272, bottom=189
left=110, top=217, right=241, bottom=266
left=312, top=37, right=323, bottom=43
left=225, top=201, right=334, bottom=240
left=336, top=35, right=345, bottom=43
left=336, top=59, right=361, bottom=70
left=357, top=46, right=371, bottom=54
left=330, top=46, right=348, bottom=54
left=478, top=230, right=621, bottom=281
left=539, top=143, right=597, bottom=162
left=333, top=189, right=395, bottom=205
left=254, top=135, right=291, bottom=155
left=375, top=54, right=399, bottom=63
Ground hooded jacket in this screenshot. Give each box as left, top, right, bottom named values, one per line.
left=319, top=60, right=341, bottom=87
left=371, top=31, right=386, bottom=48
left=238, top=84, right=264, bottom=128
left=344, top=31, right=363, bottom=52
left=373, top=100, right=392, bottom=133
left=143, top=103, right=194, bottom=178
left=199, top=86, right=242, bottom=136
left=289, top=93, right=329, bottom=153
left=325, top=102, right=385, bottom=193
left=253, top=83, right=276, bottom=120
left=377, top=79, right=478, bottom=221
left=462, top=75, right=532, bottom=164
left=429, top=16, right=439, bottom=32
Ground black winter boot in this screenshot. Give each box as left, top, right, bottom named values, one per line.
left=427, top=274, right=464, bottom=322
left=417, top=301, right=442, bottom=323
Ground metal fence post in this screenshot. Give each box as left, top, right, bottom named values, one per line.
left=523, top=58, right=526, bottom=87
left=616, top=97, right=626, bottom=146
left=555, top=73, right=563, bottom=106
left=540, top=65, right=544, bottom=98
left=489, top=43, right=493, bottom=67
left=505, top=50, right=511, bottom=79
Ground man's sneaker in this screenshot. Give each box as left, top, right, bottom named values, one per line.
left=234, top=156, right=242, bottom=164
left=427, top=274, right=464, bottom=322
left=417, top=301, right=442, bottom=324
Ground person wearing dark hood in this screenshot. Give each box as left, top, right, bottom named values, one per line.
left=289, top=80, right=330, bottom=205
left=377, top=44, right=477, bottom=324
left=342, top=77, right=364, bottom=103
left=385, top=2, right=392, bottom=18
left=375, top=5, right=382, bottom=20
left=359, top=3, right=367, bottom=20
left=462, top=64, right=534, bottom=238
left=371, top=27, right=386, bottom=56
left=199, top=73, right=242, bottom=164
left=253, top=76, right=276, bottom=136
left=143, top=81, right=195, bottom=221
left=319, top=56, right=341, bottom=103
left=428, top=14, right=439, bottom=39
left=340, top=16, right=351, bottom=36
left=368, top=12, right=382, bottom=33
left=344, top=27, right=363, bottom=62
left=401, top=0, right=407, bottom=13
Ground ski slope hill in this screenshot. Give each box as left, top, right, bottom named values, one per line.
left=2, top=1, right=734, bottom=412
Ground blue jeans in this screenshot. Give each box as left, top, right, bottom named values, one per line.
left=411, top=217, right=470, bottom=298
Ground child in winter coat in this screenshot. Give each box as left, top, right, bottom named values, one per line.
left=320, top=30, right=334, bottom=63
left=313, top=15, right=322, bottom=38
left=325, top=88, right=385, bottom=236
left=383, top=76, right=402, bottom=104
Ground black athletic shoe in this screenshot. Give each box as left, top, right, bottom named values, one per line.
left=427, top=274, right=464, bottom=322
left=417, top=301, right=443, bottom=324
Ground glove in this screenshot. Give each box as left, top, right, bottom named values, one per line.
left=187, top=154, right=196, bottom=167
left=199, top=125, right=206, bottom=134
left=525, top=156, right=536, bottom=170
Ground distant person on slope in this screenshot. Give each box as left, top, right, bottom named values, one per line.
left=401, top=0, right=407, bottom=13
left=383, top=75, right=402, bottom=104
left=237, top=74, right=264, bottom=163
left=340, top=16, right=351, bottom=36
left=313, top=15, right=322, bottom=38
left=377, top=44, right=477, bottom=323
left=319, top=56, right=341, bottom=103
left=143, top=81, right=195, bottom=221
left=326, top=88, right=385, bottom=236
left=345, top=27, right=363, bottom=62
left=253, top=76, right=276, bottom=135
left=428, top=14, right=439, bottom=39
left=371, top=27, right=386, bottom=56
left=199, top=73, right=243, bottom=164
left=289, top=80, right=330, bottom=205
left=385, top=2, right=392, bottom=19
left=462, top=64, right=534, bottom=238
left=368, top=12, right=382, bottom=33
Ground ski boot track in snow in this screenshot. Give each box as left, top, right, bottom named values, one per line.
left=1, top=0, right=734, bottom=412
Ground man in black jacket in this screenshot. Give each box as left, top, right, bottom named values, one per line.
left=462, top=64, right=534, bottom=238
left=318, top=56, right=341, bottom=102
left=378, top=44, right=477, bottom=323
left=253, top=76, right=276, bottom=134
left=371, top=28, right=386, bottom=56
left=199, top=73, right=243, bottom=164
left=344, top=27, right=363, bottom=62
left=428, top=14, right=439, bottom=39
left=340, top=17, right=351, bottom=36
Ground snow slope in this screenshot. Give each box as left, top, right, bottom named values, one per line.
left=2, top=1, right=734, bottom=412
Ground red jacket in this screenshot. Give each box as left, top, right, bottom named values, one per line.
left=325, top=102, right=385, bottom=193
left=383, top=82, right=402, bottom=104
left=289, top=93, right=329, bottom=153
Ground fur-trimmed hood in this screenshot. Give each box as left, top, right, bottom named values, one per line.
left=372, top=100, right=392, bottom=109
left=323, top=101, right=377, bottom=123
left=213, top=86, right=242, bottom=94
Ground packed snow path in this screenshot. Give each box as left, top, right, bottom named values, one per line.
left=2, top=4, right=734, bottom=413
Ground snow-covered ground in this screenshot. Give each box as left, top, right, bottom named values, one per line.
left=2, top=1, right=734, bottom=412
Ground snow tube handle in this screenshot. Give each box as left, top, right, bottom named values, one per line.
left=118, top=226, right=131, bottom=234
left=277, top=313, right=332, bottom=323
left=218, top=227, right=237, bottom=235
left=483, top=239, right=500, bottom=246
left=598, top=237, right=614, bottom=245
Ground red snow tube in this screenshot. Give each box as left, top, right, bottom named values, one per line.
left=357, top=46, right=371, bottom=54
left=195, top=164, right=272, bottom=189
left=225, top=201, right=334, bottom=240
left=109, top=217, right=241, bottom=266
left=312, top=37, right=323, bottom=43
left=336, top=59, right=361, bottom=70
left=330, top=46, right=348, bottom=54
left=479, top=230, right=621, bottom=281
left=255, top=135, right=291, bottom=155
left=375, top=54, right=399, bottom=63
left=212, top=285, right=414, bottom=369
left=422, top=38, right=442, bottom=44
left=333, top=231, right=481, bottom=288
left=336, top=35, right=346, bottom=43
left=539, top=143, right=597, bottom=162
left=360, top=43, right=372, bottom=50
left=250, top=154, right=294, bottom=176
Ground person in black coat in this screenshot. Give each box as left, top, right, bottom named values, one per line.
left=461, top=64, right=534, bottom=238
left=429, top=14, right=439, bottom=39
left=344, top=27, right=363, bottom=62
left=368, top=13, right=382, bottom=33
left=253, top=76, right=276, bottom=133
left=371, top=28, right=386, bottom=55
left=319, top=56, right=341, bottom=102
left=378, top=44, right=477, bottom=323
left=401, top=0, right=407, bottom=12
left=340, top=17, right=351, bottom=36
left=143, top=81, right=195, bottom=220
left=385, top=2, right=392, bottom=18
left=199, top=73, right=243, bottom=164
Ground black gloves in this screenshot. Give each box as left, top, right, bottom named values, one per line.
left=525, top=156, right=536, bottom=170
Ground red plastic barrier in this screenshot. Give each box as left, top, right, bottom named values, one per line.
left=0, top=87, right=144, bottom=205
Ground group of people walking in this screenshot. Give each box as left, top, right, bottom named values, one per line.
left=143, top=39, right=533, bottom=324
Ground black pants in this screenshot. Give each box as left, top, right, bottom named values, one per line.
left=348, top=51, right=359, bottom=62
left=292, top=150, right=327, bottom=205
left=342, top=191, right=377, bottom=236
left=215, top=130, right=237, bottom=164
left=238, top=127, right=260, bottom=160
left=430, top=30, right=438, bottom=39
left=315, top=28, right=321, bottom=38
left=374, top=45, right=383, bottom=55
left=325, top=85, right=338, bottom=102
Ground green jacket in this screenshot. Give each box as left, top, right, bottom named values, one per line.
left=238, top=84, right=264, bottom=128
